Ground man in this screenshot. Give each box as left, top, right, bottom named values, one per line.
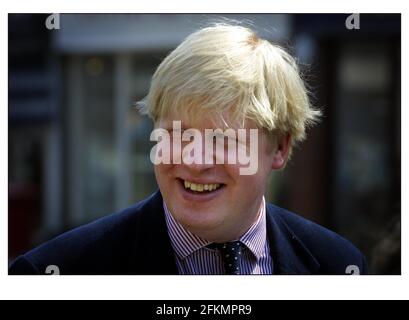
left=9, top=24, right=367, bottom=275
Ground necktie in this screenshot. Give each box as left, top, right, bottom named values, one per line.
left=208, top=241, right=244, bottom=275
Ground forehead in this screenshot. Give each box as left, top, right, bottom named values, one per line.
left=156, top=110, right=259, bottom=131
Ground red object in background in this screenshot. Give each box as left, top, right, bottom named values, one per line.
left=8, top=183, right=41, bottom=260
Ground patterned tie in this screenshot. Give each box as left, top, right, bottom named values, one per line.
left=208, top=241, right=244, bottom=275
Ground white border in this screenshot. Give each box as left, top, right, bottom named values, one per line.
left=1, top=0, right=407, bottom=300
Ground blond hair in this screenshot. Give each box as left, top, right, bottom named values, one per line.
left=138, top=23, right=321, bottom=153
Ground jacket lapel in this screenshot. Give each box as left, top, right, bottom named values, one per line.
left=266, top=204, right=320, bottom=275
left=131, top=191, right=179, bottom=275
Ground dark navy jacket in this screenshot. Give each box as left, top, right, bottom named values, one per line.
left=9, top=191, right=368, bottom=275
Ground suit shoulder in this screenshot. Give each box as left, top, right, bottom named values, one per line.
left=268, top=203, right=367, bottom=274
left=9, top=195, right=155, bottom=275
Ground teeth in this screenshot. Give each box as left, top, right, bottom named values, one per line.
left=182, top=180, right=222, bottom=193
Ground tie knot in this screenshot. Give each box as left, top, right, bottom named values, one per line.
left=208, top=241, right=242, bottom=251
left=207, top=241, right=243, bottom=274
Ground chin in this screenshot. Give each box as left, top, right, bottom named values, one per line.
left=176, top=209, right=224, bottom=232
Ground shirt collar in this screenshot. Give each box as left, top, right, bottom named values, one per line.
left=239, top=197, right=267, bottom=260
left=163, top=201, right=210, bottom=259
left=163, top=197, right=267, bottom=261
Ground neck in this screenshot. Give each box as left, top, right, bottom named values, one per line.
left=190, top=196, right=265, bottom=243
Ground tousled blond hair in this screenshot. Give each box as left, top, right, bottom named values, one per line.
left=137, top=23, right=321, bottom=153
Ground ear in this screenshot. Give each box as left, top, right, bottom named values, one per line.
left=271, top=134, right=291, bottom=170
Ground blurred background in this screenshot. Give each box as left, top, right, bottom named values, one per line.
left=8, top=14, right=401, bottom=274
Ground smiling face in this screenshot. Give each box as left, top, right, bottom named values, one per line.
left=154, top=112, right=290, bottom=242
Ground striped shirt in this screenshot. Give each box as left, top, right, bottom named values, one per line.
left=163, top=198, right=273, bottom=275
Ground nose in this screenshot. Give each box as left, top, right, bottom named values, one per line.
left=181, top=130, right=215, bottom=172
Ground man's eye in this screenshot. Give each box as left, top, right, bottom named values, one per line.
left=211, top=135, right=239, bottom=146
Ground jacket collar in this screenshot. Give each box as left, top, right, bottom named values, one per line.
left=266, top=203, right=321, bottom=274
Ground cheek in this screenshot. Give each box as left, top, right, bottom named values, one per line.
left=222, top=163, right=241, bottom=180
left=224, top=164, right=266, bottom=190
left=241, top=173, right=267, bottom=191
left=257, top=143, right=275, bottom=170
left=154, top=164, right=173, bottom=182
left=222, top=149, right=272, bottom=181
